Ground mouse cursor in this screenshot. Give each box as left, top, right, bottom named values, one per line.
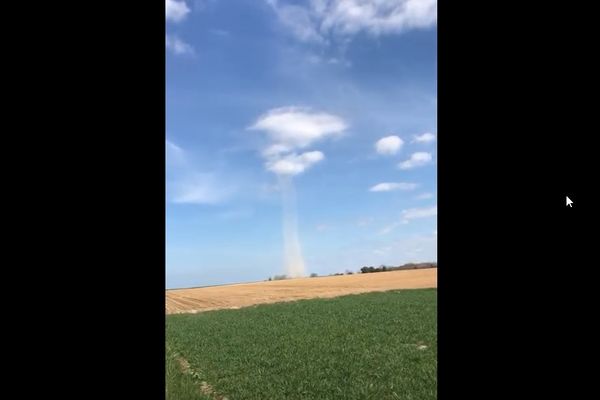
left=566, top=196, right=573, bottom=207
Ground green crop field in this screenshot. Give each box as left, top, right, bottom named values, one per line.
left=166, top=288, right=437, bottom=400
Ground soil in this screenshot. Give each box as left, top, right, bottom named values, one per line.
left=166, top=268, right=437, bottom=314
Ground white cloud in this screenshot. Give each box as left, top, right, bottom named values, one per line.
left=267, top=0, right=437, bottom=42
left=375, top=135, right=403, bottom=155
left=402, top=205, right=437, bottom=220
left=249, top=107, right=347, bottom=149
left=379, top=222, right=401, bottom=235
left=166, top=0, right=190, bottom=23
left=166, top=139, right=186, bottom=165
left=379, top=204, right=437, bottom=234
left=269, top=2, right=324, bottom=43
left=170, top=173, right=233, bottom=204
left=398, top=152, right=432, bottom=169
left=369, top=182, right=417, bottom=192
left=261, top=143, right=292, bottom=158
left=166, top=34, right=194, bottom=55
left=166, top=142, right=234, bottom=205
left=415, top=192, right=433, bottom=200
left=210, top=29, right=230, bottom=36
left=413, top=132, right=436, bottom=143
left=265, top=151, right=324, bottom=176
left=166, top=139, right=183, bottom=154
left=250, top=106, right=347, bottom=177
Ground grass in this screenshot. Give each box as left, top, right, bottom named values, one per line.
left=166, top=344, right=213, bottom=400
left=166, top=288, right=437, bottom=400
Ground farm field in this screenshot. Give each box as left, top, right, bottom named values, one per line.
left=166, top=268, right=437, bottom=314
left=166, top=288, right=437, bottom=400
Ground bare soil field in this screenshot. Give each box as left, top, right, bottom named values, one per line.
left=166, top=268, right=437, bottom=314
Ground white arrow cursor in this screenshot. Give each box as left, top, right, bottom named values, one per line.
left=566, top=196, right=573, bottom=207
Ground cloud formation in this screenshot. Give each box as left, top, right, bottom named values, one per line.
left=266, top=151, right=325, bottom=175
left=166, top=34, right=194, bottom=55
left=166, top=140, right=234, bottom=204
left=267, top=0, right=437, bottom=43
left=379, top=204, right=437, bottom=234
left=166, top=0, right=190, bottom=23
left=375, top=135, right=403, bottom=155
left=398, top=151, right=432, bottom=169
left=171, top=173, right=233, bottom=204
left=249, top=107, right=347, bottom=176
left=369, top=182, right=417, bottom=192
left=413, top=132, right=436, bottom=143
left=415, top=192, right=433, bottom=200
left=250, top=107, right=347, bottom=149
left=402, top=205, right=437, bottom=220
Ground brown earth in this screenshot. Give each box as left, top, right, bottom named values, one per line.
left=166, top=268, right=437, bottom=314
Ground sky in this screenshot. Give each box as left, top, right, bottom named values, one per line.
left=166, top=0, right=437, bottom=289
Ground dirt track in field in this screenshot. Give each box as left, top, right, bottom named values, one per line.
left=166, top=268, right=437, bottom=314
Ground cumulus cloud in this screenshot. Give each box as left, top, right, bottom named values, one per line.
left=249, top=106, right=347, bottom=176
left=261, top=143, right=292, bottom=158
left=265, top=151, right=325, bottom=176
left=166, top=34, right=194, bottom=55
left=375, top=135, right=403, bottom=155
left=413, top=132, right=436, bottom=143
left=369, top=182, right=417, bottom=192
left=166, top=0, right=190, bottom=23
left=398, top=152, right=432, bottom=169
left=267, top=0, right=437, bottom=42
left=249, top=107, right=347, bottom=149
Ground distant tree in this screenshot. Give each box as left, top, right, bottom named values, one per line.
left=268, top=277, right=272, bottom=281
left=310, top=273, right=318, bottom=277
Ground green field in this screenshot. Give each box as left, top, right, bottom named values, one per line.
left=166, top=288, right=437, bottom=400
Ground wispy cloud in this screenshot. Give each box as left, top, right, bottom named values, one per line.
left=415, top=192, right=433, bottom=200
left=369, top=182, right=417, bottom=192
left=267, top=0, right=437, bottom=43
left=166, top=34, right=195, bottom=55
left=166, top=0, right=190, bottom=23
left=398, top=152, right=432, bottom=169
left=379, top=204, right=437, bottom=234
left=166, top=140, right=235, bottom=204
left=267, top=0, right=324, bottom=43
left=375, top=135, right=404, bottom=155
left=209, top=28, right=230, bottom=36
left=402, top=205, right=437, bottom=221
left=167, top=139, right=187, bottom=168
left=171, top=173, right=233, bottom=204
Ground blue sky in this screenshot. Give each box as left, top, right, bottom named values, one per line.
left=166, top=0, right=437, bottom=289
